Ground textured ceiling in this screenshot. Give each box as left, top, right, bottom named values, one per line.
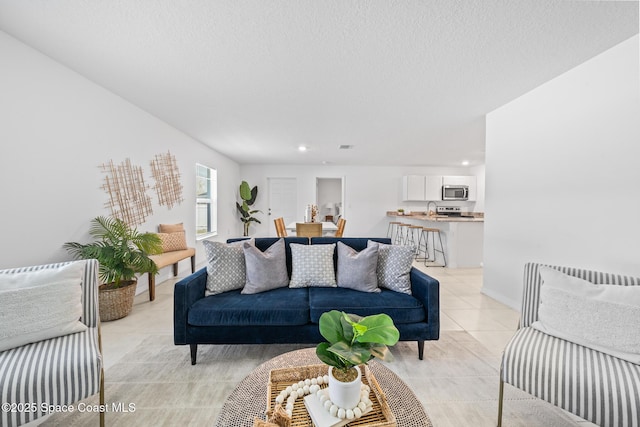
left=0, top=1, right=637, bottom=166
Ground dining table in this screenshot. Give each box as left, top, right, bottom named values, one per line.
left=285, top=221, right=337, bottom=235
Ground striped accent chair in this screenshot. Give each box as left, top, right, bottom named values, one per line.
left=498, top=263, right=640, bottom=427
left=0, top=260, right=104, bottom=427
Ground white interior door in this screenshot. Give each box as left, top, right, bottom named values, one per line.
left=268, top=178, right=297, bottom=236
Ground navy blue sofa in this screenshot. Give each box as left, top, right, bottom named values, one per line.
left=174, top=237, right=440, bottom=365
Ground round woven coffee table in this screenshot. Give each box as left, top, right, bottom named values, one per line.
left=214, top=347, right=432, bottom=427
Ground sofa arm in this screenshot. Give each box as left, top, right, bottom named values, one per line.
left=410, top=267, right=440, bottom=339
left=174, top=267, right=207, bottom=344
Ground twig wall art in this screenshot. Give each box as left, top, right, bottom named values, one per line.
left=150, top=150, right=184, bottom=210
left=100, top=158, right=154, bottom=226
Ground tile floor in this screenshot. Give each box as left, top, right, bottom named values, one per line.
left=100, top=262, right=594, bottom=426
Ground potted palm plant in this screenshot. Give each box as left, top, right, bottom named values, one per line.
left=316, top=310, right=399, bottom=410
left=63, top=216, right=162, bottom=321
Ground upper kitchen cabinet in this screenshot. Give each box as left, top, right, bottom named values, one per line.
left=442, top=175, right=477, bottom=201
left=402, top=175, right=425, bottom=201
left=402, top=175, right=443, bottom=201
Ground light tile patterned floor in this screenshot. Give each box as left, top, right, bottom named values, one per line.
left=99, top=262, right=595, bottom=426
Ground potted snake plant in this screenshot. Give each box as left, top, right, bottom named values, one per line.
left=63, top=216, right=162, bottom=321
left=316, top=310, right=399, bottom=410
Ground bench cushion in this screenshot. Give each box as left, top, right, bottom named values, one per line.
left=502, top=327, right=640, bottom=427
left=308, top=287, right=425, bottom=324
left=149, top=247, right=195, bottom=269
left=188, top=287, right=310, bottom=326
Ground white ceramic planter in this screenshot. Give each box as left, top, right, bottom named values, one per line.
left=328, top=366, right=362, bottom=409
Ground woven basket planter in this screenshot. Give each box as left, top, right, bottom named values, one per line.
left=98, top=280, right=137, bottom=322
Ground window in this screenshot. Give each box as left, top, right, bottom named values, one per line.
left=196, top=164, right=217, bottom=238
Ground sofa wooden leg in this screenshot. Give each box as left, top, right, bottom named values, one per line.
left=417, top=340, right=424, bottom=360
left=148, top=273, right=155, bottom=302
left=190, top=255, right=196, bottom=273
left=190, top=344, right=198, bottom=365
left=173, top=262, right=179, bottom=277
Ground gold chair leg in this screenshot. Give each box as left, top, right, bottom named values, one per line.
left=100, top=366, right=105, bottom=427
left=497, top=377, right=504, bottom=427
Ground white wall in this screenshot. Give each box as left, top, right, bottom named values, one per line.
left=239, top=164, right=483, bottom=237
left=484, top=35, right=640, bottom=309
left=0, top=31, right=240, bottom=291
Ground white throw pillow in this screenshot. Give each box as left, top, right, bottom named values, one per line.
left=532, top=266, right=640, bottom=364
left=289, top=243, right=337, bottom=288
left=0, top=262, right=87, bottom=352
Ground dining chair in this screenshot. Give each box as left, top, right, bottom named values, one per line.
left=334, top=218, right=346, bottom=237
left=274, top=217, right=287, bottom=237
left=296, top=222, right=322, bottom=237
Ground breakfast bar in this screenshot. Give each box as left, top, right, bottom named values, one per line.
left=386, top=211, right=484, bottom=268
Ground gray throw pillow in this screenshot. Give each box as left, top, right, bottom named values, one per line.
left=289, top=243, right=337, bottom=288
left=336, top=242, right=380, bottom=293
left=241, top=239, right=289, bottom=294
left=368, top=241, right=414, bottom=295
left=202, top=239, right=253, bottom=296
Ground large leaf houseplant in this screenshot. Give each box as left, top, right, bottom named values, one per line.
left=316, top=310, right=400, bottom=409
left=64, top=216, right=162, bottom=321
left=236, top=180, right=261, bottom=236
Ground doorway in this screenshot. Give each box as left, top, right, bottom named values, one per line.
left=316, top=177, right=344, bottom=224
left=267, top=178, right=297, bottom=237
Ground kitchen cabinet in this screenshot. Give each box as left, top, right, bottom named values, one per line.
left=403, top=174, right=476, bottom=201
left=442, top=175, right=477, bottom=201
left=425, top=175, right=442, bottom=200
left=402, top=175, right=443, bottom=201
left=402, top=175, right=425, bottom=201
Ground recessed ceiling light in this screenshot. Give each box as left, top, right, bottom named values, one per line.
left=338, top=145, right=354, bottom=150
left=461, top=160, right=470, bottom=166
left=298, top=146, right=307, bottom=152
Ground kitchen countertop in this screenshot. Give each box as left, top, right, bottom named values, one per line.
left=386, top=211, right=484, bottom=222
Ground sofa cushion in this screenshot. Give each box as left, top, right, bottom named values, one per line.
left=308, top=287, right=425, bottom=324
left=336, top=242, right=380, bottom=293
left=202, top=239, right=252, bottom=296
left=242, top=238, right=289, bottom=294
left=189, top=287, right=310, bottom=326
left=289, top=243, right=337, bottom=288
left=368, top=241, right=414, bottom=295
left=228, top=237, right=309, bottom=277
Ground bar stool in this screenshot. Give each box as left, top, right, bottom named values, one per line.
left=395, top=223, right=411, bottom=245
left=406, top=225, right=422, bottom=253
left=417, top=227, right=446, bottom=267
left=386, top=221, right=402, bottom=243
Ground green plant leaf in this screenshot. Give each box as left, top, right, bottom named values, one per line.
left=354, top=313, right=400, bottom=345
left=328, top=341, right=371, bottom=366
left=368, top=343, right=395, bottom=362
left=239, top=181, right=252, bottom=201
left=247, top=185, right=258, bottom=205
left=316, top=342, right=347, bottom=369
left=319, top=310, right=346, bottom=343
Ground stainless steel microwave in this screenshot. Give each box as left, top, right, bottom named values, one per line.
left=442, top=185, right=469, bottom=201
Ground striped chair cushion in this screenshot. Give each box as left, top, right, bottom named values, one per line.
left=0, top=260, right=102, bottom=427
left=0, top=328, right=102, bottom=427
left=501, top=327, right=640, bottom=427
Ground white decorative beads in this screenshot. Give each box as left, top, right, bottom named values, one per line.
left=275, top=375, right=372, bottom=420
